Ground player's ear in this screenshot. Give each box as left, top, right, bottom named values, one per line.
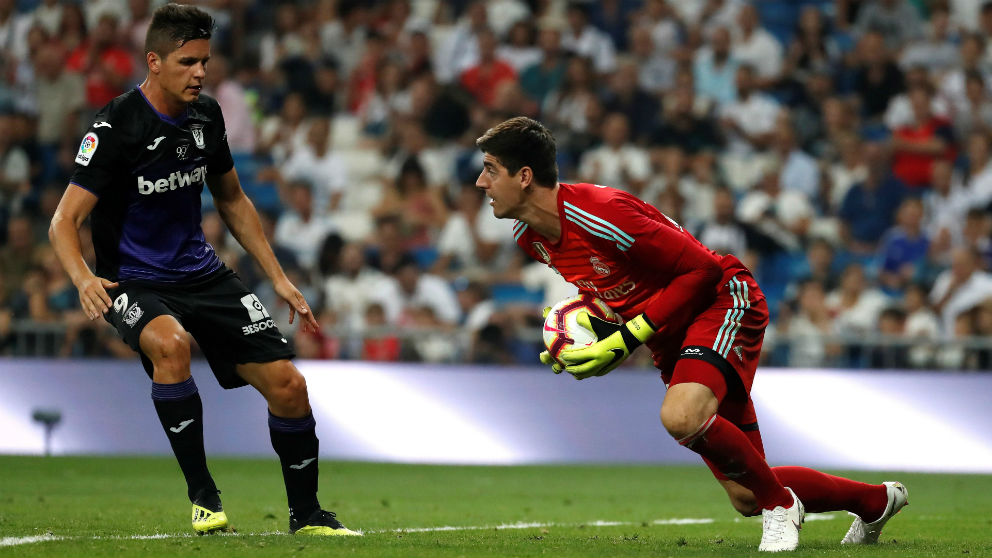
left=147, top=51, right=161, bottom=74
left=518, top=166, right=533, bottom=189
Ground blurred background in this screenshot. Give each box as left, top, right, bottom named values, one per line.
left=0, top=0, right=991, bottom=371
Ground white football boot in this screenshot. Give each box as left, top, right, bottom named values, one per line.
left=841, top=481, right=908, bottom=544
left=758, top=487, right=805, bottom=552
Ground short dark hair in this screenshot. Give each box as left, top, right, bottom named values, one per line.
left=476, top=117, right=558, bottom=188
left=144, top=4, right=214, bottom=59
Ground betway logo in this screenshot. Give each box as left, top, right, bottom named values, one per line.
left=137, top=165, right=207, bottom=195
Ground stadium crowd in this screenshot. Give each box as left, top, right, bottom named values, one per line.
left=1, top=0, right=991, bottom=369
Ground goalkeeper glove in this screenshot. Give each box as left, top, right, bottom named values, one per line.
left=538, top=305, right=565, bottom=374
left=558, top=313, right=657, bottom=380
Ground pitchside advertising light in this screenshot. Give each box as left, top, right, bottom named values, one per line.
left=0, top=360, right=990, bottom=472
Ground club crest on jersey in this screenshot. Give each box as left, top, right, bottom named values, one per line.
left=75, top=132, right=98, bottom=166
left=190, top=124, right=205, bottom=149
left=532, top=242, right=551, bottom=264
left=176, top=144, right=189, bottom=160
left=590, top=256, right=611, bottom=276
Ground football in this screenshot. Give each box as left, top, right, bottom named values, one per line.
left=543, top=294, right=622, bottom=365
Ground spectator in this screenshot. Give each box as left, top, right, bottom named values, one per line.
left=579, top=112, right=651, bottom=194
left=319, top=0, right=369, bottom=79
left=939, top=33, right=991, bottom=119
left=852, top=30, right=904, bottom=121
left=719, top=64, right=781, bottom=154
left=869, top=307, right=909, bottom=368
left=519, top=23, right=567, bottom=108
left=772, top=116, right=820, bottom=202
left=627, top=23, right=677, bottom=95
left=323, top=241, right=403, bottom=330
left=923, top=159, right=969, bottom=256
left=898, top=5, right=959, bottom=77
left=854, top=0, right=924, bottom=51
left=890, top=83, right=955, bottom=189
left=737, top=160, right=814, bottom=253
left=257, top=92, right=309, bottom=165
left=693, top=26, right=738, bottom=107
left=696, top=186, right=748, bottom=257
left=953, top=70, right=992, bottom=139
left=274, top=180, right=337, bottom=271
left=785, top=5, right=842, bottom=83
left=0, top=215, right=35, bottom=299
left=434, top=184, right=513, bottom=276
left=360, top=58, right=408, bottom=136
left=460, top=27, right=518, bottom=108
left=825, top=132, right=868, bottom=213
left=497, top=20, right=541, bottom=73
left=65, top=11, right=133, bottom=111
left=961, top=131, right=992, bottom=211
left=435, top=0, right=488, bottom=84
left=601, top=57, right=660, bottom=144
left=361, top=302, right=401, bottom=362
left=203, top=53, right=256, bottom=153
left=650, top=83, right=721, bottom=187
left=731, top=3, right=783, bottom=88
left=33, top=39, right=85, bottom=187
left=275, top=117, right=349, bottom=216
left=394, top=259, right=461, bottom=326
left=236, top=209, right=300, bottom=293
left=560, top=2, right=617, bottom=75
left=373, top=156, right=448, bottom=248
left=930, top=247, right=992, bottom=337
left=884, top=65, right=952, bottom=132
left=782, top=279, right=836, bottom=367
left=903, top=281, right=940, bottom=367
left=838, top=141, right=907, bottom=253
left=791, top=237, right=841, bottom=292
left=877, top=197, right=930, bottom=293
left=827, top=263, right=891, bottom=340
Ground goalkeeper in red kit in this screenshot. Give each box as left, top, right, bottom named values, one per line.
left=475, top=117, right=907, bottom=552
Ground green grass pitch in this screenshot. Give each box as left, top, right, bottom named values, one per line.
left=1, top=456, right=990, bottom=557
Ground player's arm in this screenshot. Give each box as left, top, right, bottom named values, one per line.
left=207, top=168, right=319, bottom=333
left=49, top=184, right=119, bottom=321
left=559, top=201, right=722, bottom=378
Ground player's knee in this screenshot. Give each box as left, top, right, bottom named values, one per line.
left=659, top=399, right=710, bottom=440
left=267, top=363, right=309, bottom=414
left=145, top=331, right=191, bottom=367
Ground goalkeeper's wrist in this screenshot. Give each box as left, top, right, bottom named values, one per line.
left=620, top=314, right=657, bottom=348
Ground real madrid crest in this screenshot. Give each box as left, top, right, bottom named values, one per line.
left=590, top=256, right=611, bottom=276
left=190, top=124, right=205, bottom=149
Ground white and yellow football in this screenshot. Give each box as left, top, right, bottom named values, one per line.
left=543, top=294, right=621, bottom=365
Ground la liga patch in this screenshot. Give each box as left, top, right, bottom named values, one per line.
left=75, top=132, right=99, bottom=166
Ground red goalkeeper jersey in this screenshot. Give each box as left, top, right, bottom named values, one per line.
left=515, top=182, right=752, bottom=338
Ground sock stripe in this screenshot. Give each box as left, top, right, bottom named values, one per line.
left=677, top=413, right=717, bottom=447
left=151, top=377, right=198, bottom=401
left=268, top=411, right=316, bottom=432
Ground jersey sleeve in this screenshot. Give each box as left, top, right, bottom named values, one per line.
left=68, top=119, right=123, bottom=198
left=615, top=196, right=723, bottom=337
left=207, top=99, right=235, bottom=176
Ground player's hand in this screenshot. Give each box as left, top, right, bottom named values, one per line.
left=75, top=274, right=119, bottom=320
left=274, top=279, right=320, bottom=334
left=539, top=350, right=564, bottom=374
left=558, top=313, right=657, bottom=380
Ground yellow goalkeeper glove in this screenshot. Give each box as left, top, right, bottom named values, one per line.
left=558, top=313, right=657, bottom=380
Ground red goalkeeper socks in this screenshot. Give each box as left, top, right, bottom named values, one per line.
left=772, top=466, right=889, bottom=521
left=679, top=413, right=793, bottom=510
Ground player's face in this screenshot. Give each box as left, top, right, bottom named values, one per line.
left=476, top=154, right=525, bottom=219
left=158, top=39, right=210, bottom=104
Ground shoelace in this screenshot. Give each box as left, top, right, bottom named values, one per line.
left=762, top=508, right=788, bottom=541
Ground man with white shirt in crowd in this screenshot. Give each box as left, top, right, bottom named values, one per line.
left=276, top=117, right=349, bottom=217
left=731, top=4, right=783, bottom=89
left=930, top=247, right=992, bottom=338
left=323, top=242, right=402, bottom=331
left=273, top=180, right=337, bottom=272
left=579, top=112, right=652, bottom=195
left=394, top=258, right=461, bottom=326
left=561, top=2, right=617, bottom=75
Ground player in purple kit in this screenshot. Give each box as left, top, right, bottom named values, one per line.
left=48, top=4, right=358, bottom=536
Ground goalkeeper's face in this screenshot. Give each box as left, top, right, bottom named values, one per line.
left=476, top=154, right=526, bottom=219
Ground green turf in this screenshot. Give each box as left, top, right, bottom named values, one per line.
left=0, top=456, right=990, bottom=557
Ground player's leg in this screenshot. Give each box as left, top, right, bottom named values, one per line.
left=706, top=386, right=904, bottom=543
left=660, top=361, right=793, bottom=512
left=138, top=314, right=226, bottom=533
left=236, top=360, right=359, bottom=536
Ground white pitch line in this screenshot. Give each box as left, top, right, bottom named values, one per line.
left=0, top=515, right=836, bottom=546
left=0, top=534, right=62, bottom=547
